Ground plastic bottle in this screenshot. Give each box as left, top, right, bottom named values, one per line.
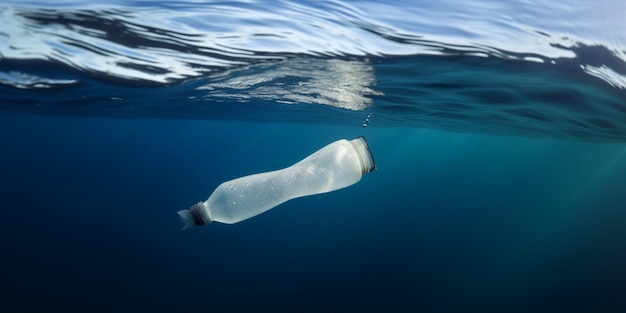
left=178, top=136, right=376, bottom=228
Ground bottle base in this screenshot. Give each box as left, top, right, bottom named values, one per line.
left=351, top=136, right=376, bottom=173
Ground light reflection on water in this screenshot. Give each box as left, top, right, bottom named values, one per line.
left=198, top=58, right=382, bottom=111
left=0, top=0, right=624, bottom=85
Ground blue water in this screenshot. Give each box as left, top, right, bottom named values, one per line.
left=1, top=0, right=626, bottom=312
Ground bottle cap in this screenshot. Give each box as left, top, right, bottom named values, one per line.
left=190, top=202, right=213, bottom=226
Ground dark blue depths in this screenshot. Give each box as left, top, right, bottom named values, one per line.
left=1, top=113, right=626, bottom=312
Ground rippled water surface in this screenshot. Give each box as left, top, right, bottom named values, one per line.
left=1, top=0, right=626, bottom=140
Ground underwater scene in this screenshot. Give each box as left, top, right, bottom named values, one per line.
left=1, top=0, right=626, bottom=312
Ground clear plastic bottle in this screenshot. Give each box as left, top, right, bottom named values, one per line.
left=178, top=136, right=375, bottom=228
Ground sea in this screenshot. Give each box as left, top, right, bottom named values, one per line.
left=1, top=0, right=626, bottom=312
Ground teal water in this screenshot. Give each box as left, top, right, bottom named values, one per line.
left=1, top=113, right=625, bottom=312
